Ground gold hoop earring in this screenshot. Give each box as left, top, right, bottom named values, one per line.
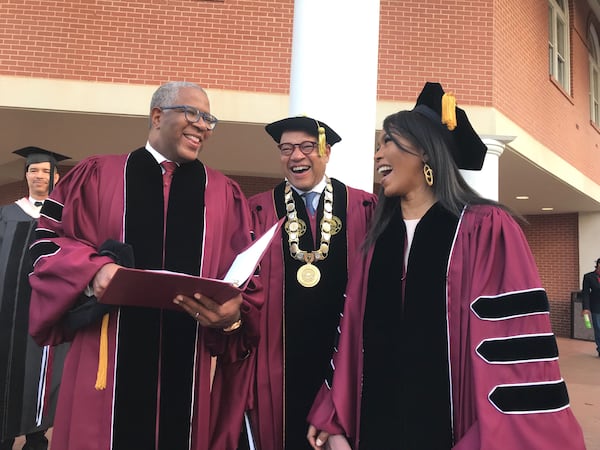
left=423, top=163, right=434, bottom=186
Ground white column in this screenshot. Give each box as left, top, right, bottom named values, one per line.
left=289, top=0, right=380, bottom=193
left=460, top=138, right=506, bottom=201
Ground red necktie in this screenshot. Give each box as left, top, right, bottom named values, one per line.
left=161, top=161, right=177, bottom=266
left=161, top=161, right=177, bottom=216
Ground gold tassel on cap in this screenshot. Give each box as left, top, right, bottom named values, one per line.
left=441, top=92, right=457, bottom=131
left=317, top=126, right=326, bottom=157
left=95, top=313, right=110, bottom=390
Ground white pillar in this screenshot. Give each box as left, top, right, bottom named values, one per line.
left=460, top=138, right=506, bottom=201
left=289, top=0, right=380, bottom=193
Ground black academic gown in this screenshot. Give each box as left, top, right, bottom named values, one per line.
left=0, top=201, right=69, bottom=441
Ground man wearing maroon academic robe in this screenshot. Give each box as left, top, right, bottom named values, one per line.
left=28, top=148, right=261, bottom=450
left=308, top=204, right=586, bottom=449
left=247, top=178, right=376, bottom=450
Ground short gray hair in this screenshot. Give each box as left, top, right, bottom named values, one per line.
left=148, top=81, right=207, bottom=127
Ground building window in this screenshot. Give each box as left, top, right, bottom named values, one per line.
left=548, top=0, right=570, bottom=92
left=589, top=25, right=600, bottom=126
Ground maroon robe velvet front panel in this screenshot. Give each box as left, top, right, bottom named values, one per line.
left=28, top=149, right=261, bottom=450
left=308, top=204, right=586, bottom=450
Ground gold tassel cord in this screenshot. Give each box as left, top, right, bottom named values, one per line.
left=318, top=126, right=326, bottom=157
left=95, top=313, right=109, bottom=390
left=441, top=92, right=457, bottom=131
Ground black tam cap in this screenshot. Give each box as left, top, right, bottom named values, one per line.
left=13, top=146, right=70, bottom=168
left=413, top=82, right=487, bottom=170
left=265, top=116, right=342, bottom=146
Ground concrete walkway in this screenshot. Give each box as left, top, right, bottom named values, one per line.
left=11, top=338, right=599, bottom=450
left=557, top=337, right=600, bottom=450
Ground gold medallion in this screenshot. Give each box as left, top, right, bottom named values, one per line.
left=320, top=215, right=342, bottom=236
left=297, top=263, right=321, bottom=287
left=285, top=218, right=307, bottom=237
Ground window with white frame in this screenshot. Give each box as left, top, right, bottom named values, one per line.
left=589, top=25, right=600, bottom=126
left=548, top=0, right=570, bottom=92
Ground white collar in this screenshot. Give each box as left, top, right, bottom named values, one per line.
left=288, top=176, right=328, bottom=197
left=145, top=142, right=178, bottom=168
left=15, top=197, right=40, bottom=218
left=29, top=196, right=44, bottom=206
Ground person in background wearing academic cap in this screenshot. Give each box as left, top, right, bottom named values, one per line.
left=244, top=116, right=376, bottom=450
left=0, top=147, right=70, bottom=450
left=26, top=81, right=262, bottom=450
left=581, top=258, right=600, bottom=357
left=307, top=82, right=585, bottom=450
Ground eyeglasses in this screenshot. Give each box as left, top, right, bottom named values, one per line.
left=160, top=105, right=219, bottom=130
left=277, top=141, right=319, bottom=156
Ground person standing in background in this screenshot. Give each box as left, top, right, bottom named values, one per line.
left=582, top=258, right=600, bottom=357
left=245, top=116, right=376, bottom=450
left=0, top=147, right=70, bottom=450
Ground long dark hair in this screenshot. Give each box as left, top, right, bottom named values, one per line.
left=363, top=110, right=502, bottom=249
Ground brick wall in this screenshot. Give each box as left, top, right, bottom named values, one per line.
left=0, top=180, right=27, bottom=205
left=494, top=0, right=600, bottom=185
left=230, top=174, right=279, bottom=198
left=1, top=0, right=493, bottom=103
left=378, top=0, right=494, bottom=104
left=521, top=213, right=579, bottom=337
left=0, top=0, right=294, bottom=92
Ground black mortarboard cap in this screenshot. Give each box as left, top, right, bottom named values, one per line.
left=265, top=116, right=342, bottom=146
left=13, top=146, right=70, bottom=168
left=413, top=82, right=487, bottom=170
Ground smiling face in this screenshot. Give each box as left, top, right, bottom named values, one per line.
left=26, top=161, right=58, bottom=200
left=148, top=87, right=213, bottom=163
left=279, top=130, right=330, bottom=191
left=375, top=131, right=429, bottom=198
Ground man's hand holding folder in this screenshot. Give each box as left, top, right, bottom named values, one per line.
left=97, top=219, right=282, bottom=324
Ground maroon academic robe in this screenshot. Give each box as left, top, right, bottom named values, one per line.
left=247, top=179, right=376, bottom=450
left=28, top=148, right=261, bottom=450
left=308, top=204, right=585, bottom=449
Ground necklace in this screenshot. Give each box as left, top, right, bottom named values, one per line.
left=285, top=178, right=338, bottom=287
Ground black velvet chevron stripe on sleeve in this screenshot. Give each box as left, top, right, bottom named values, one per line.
left=471, top=289, right=549, bottom=319
left=29, top=241, right=60, bottom=265
left=34, top=228, right=58, bottom=240
left=476, top=334, right=558, bottom=363
left=489, top=380, right=570, bottom=414
left=39, top=198, right=63, bottom=222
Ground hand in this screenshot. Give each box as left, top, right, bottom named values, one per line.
left=173, top=292, right=242, bottom=329
left=583, top=309, right=591, bottom=316
left=92, top=262, right=120, bottom=299
left=307, top=425, right=330, bottom=449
